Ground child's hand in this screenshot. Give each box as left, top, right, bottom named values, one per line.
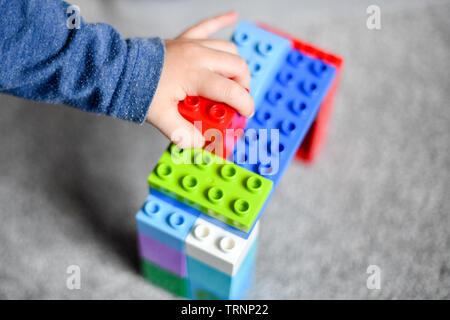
left=146, top=11, right=253, bottom=149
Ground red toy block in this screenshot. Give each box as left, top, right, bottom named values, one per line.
left=258, top=23, right=344, bottom=163
left=178, top=96, right=245, bottom=159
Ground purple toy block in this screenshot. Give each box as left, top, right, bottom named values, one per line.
left=138, top=232, right=187, bottom=277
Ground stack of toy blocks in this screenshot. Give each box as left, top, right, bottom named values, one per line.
left=135, top=22, right=342, bottom=299
left=137, top=145, right=271, bottom=299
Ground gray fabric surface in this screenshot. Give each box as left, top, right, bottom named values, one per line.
left=0, top=0, right=449, bottom=299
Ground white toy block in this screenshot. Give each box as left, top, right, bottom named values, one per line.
left=186, top=217, right=259, bottom=276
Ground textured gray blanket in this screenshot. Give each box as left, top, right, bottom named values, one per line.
left=0, top=0, right=449, bottom=299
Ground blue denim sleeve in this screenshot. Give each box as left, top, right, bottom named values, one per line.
left=0, top=0, right=165, bottom=123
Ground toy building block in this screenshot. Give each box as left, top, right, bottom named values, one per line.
left=258, top=23, right=344, bottom=163
left=141, top=259, right=189, bottom=298
left=232, top=49, right=336, bottom=187
left=186, top=217, right=259, bottom=275
left=178, top=96, right=246, bottom=159
left=136, top=194, right=199, bottom=252
left=187, top=239, right=258, bottom=300
left=148, top=144, right=273, bottom=233
left=150, top=187, right=258, bottom=239
left=138, top=232, right=188, bottom=277
left=185, top=217, right=259, bottom=299
left=232, top=22, right=291, bottom=109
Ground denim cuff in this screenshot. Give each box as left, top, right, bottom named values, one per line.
left=114, top=37, right=165, bottom=123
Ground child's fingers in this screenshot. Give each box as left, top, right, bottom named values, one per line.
left=193, top=71, right=254, bottom=118
left=203, top=48, right=250, bottom=89
left=198, top=39, right=239, bottom=55
left=158, top=108, right=205, bottom=149
left=178, top=11, right=238, bottom=39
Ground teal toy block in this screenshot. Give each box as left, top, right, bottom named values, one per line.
left=187, top=238, right=258, bottom=300
left=186, top=217, right=259, bottom=275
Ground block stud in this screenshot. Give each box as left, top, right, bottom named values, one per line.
left=255, top=110, right=272, bottom=125
left=270, top=141, right=285, bottom=155
left=220, top=165, right=237, bottom=181
left=169, top=144, right=188, bottom=161
left=250, top=61, right=262, bottom=76
left=277, top=69, right=294, bottom=86
left=207, top=187, right=224, bottom=204
left=167, top=212, right=185, bottom=229
left=289, top=99, right=307, bottom=115
left=256, top=41, right=273, bottom=56
left=280, top=120, right=296, bottom=135
left=208, top=104, right=227, bottom=122
left=156, top=163, right=172, bottom=180
left=233, top=199, right=250, bottom=216
left=183, top=96, right=200, bottom=109
left=287, top=50, right=304, bottom=67
left=233, top=31, right=249, bottom=46
left=300, top=79, right=318, bottom=96
left=193, top=224, right=210, bottom=241
left=194, top=151, right=214, bottom=170
left=219, top=236, right=236, bottom=253
left=144, top=201, right=160, bottom=216
left=266, top=87, right=283, bottom=105
left=310, top=60, right=329, bottom=77
left=246, top=176, right=263, bottom=193
left=181, top=175, right=198, bottom=192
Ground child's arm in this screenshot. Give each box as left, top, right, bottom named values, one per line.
left=0, top=0, right=164, bottom=123
left=0, top=1, right=252, bottom=148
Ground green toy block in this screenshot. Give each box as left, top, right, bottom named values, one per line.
left=141, top=259, right=189, bottom=298
left=148, top=144, right=273, bottom=232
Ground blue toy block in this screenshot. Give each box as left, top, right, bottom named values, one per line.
left=187, top=238, right=258, bottom=300
left=232, top=49, right=337, bottom=188
left=135, top=194, right=199, bottom=252
left=232, top=22, right=291, bottom=109
left=149, top=188, right=260, bottom=240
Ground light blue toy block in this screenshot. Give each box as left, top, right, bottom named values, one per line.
left=135, top=194, right=199, bottom=252
left=232, top=22, right=291, bottom=109
left=187, top=238, right=258, bottom=300
left=149, top=188, right=260, bottom=240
